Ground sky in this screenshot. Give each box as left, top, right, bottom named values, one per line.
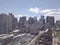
left=0, top=0, right=60, bottom=21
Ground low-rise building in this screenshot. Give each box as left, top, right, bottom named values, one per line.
left=0, top=34, right=13, bottom=45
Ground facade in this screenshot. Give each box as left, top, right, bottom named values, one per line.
left=28, top=17, right=35, bottom=25
left=28, top=17, right=39, bottom=34
left=8, top=13, right=18, bottom=32
left=19, top=16, right=26, bottom=33
left=13, top=18, right=17, bottom=29
left=30, top=22, right=40, bottom=35
left=39, top=15, right=45, bottom=28
left=0, top=13, right=17, bottom=34
left=0, top=14, right=8, bottom=34
left=9, top=13, right=17, bottom=30
left=56, top=20, right=60, bottom=28
left=46, top=16, right=54, bottom=27
left=8, top=13, right=14, bottom=32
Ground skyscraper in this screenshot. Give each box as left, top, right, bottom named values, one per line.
left=40, top=15, right=45, bottom=24
left=39, top=15, right=45, bottom=28
left=56, top=20, right=60, bottom=28
left=0, top=13, right=8, bottom=34
left=19, top=16, right=26, bottom=33
left=0, top=13, right=16, bottom=34
left=46, top=16, right=54, bottom=27
left=9, top=13, right=18, bottom=30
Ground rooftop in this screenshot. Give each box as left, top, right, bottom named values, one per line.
left=0, top=34, right=13, bottom=39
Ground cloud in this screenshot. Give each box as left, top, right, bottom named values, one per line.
left=29, top=7, right=59, bottom=14
left=29, top=7, right=60, bottom=21
left=40, top=9, right=52, bottom=13
left=44, top=9, right=60, bottom=21
left=29, top=7, right=40, bottom=13
left=44, top=9, right=60, bottom=16
left=29, top=7, right=57, bottom=14
left=14, top=8, right=60, bottom=21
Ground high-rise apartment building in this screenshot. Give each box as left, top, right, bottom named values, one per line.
left=0, top=13, right=17, bottom=34
left=9, top=13, right=18, bottom=30
left=0, top=13, right=8, bottom=34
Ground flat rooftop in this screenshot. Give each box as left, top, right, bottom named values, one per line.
left=0, top=34, right=13, bottom=39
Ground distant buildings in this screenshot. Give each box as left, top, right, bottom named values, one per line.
left=19, top=16, right=26, bottom=33
left=9, top=13, right=18, bottom=30
left=0, top=13, right=57, bottom=35
left=27, top=17, right=40, bottom=34
left=56, top=20, right=60, bottom=28
left=28, top=17, right=35, bottom=25
left=29, top=22, right=40, bottom=35
left=46, top=16, right=54, bottom=28
left=39, top=15, right=45, bottom=29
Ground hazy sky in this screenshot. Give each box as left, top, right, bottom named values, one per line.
left=0, top=0, right=60, bottom=21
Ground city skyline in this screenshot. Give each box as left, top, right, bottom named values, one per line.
left=0, top=0, right=60, bottom=21
left=0, top=13, right=58, bottom=22
left=0, top=0, right=60, bottom=45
